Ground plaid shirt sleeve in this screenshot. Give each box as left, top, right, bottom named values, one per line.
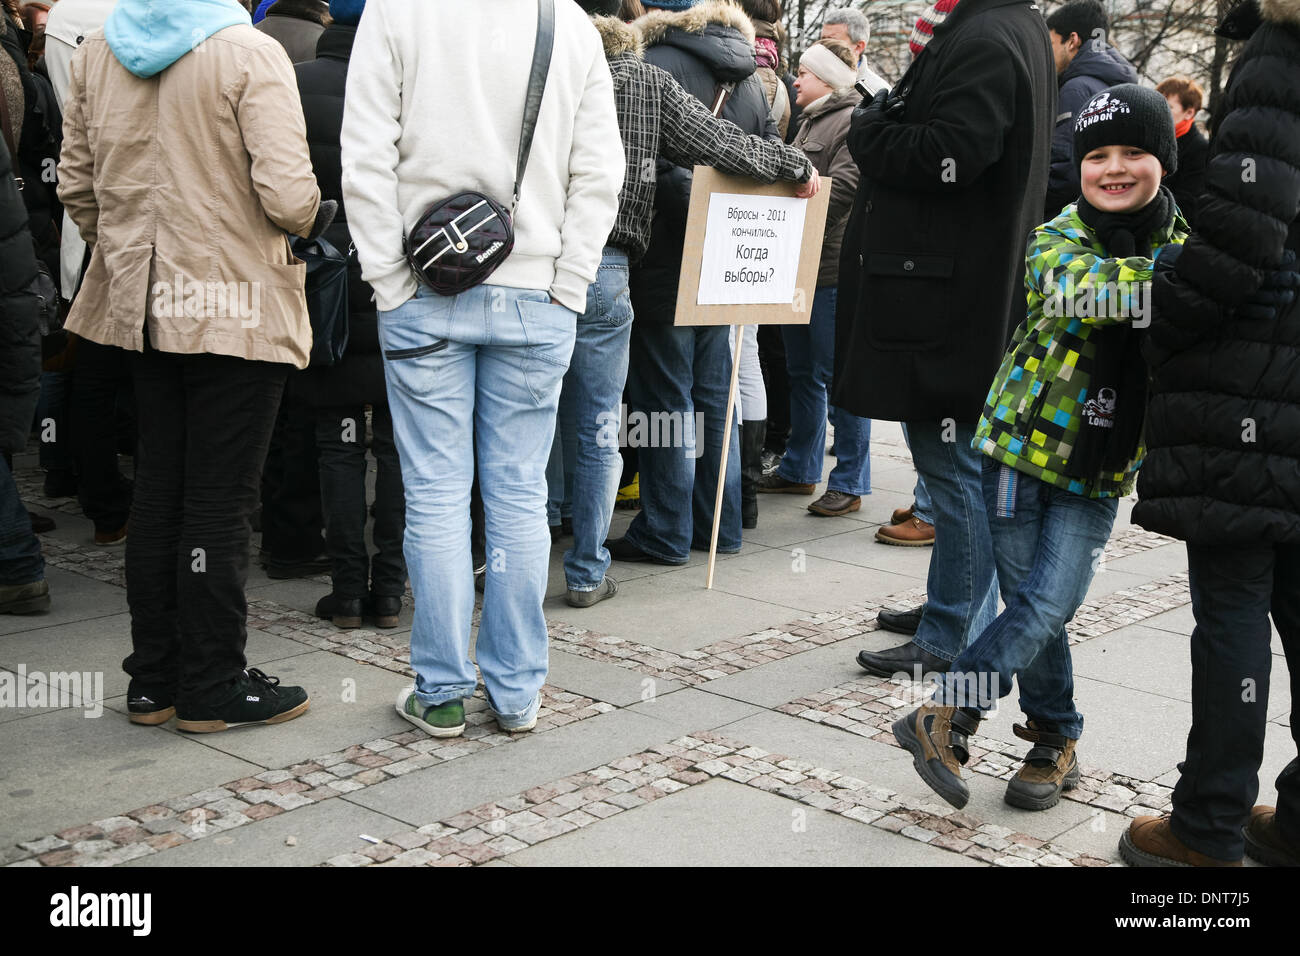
left=654, top=67, right=811, bottom=185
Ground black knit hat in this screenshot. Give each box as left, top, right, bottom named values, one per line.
left=577, top=0, right=624, bottom=12
left=1073, top=83, right=1178, bottom=175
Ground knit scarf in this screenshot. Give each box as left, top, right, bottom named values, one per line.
left=755, top=36, right=779, bottom=71
left=909, top=0, right=963, bottom=58
left=1174, top=116, right=1194, bottom=138
left=1064, top=186, right=1176, bottom=481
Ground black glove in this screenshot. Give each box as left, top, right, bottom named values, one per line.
left=1236, top=250, right=1300, bottom=322
left=304, top=199, right=338, bottom=242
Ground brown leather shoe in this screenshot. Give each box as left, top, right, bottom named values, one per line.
left=1244, top=805, right=1300, bottom=866
left=808, top=490, right=861, bottom=516
left=890, top=504, right=915, bottom=525
left=1119, top=815, right=1243, bottom=867
left=94, top=524, right=128, bottom=547
left=875, top=516, right=934, bottom=546
left=757, top=474, right=815, bottom=495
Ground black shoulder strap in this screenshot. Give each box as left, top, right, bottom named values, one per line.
left=513, top=0, right=555, bottom=211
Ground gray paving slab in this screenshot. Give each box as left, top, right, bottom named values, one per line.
left=0, top=707, right=260, bottom=845
left=868, top=462, right=927, bottom=496
left=0, top=613, right=318, bottom=702
left=348, top=709, right=683, bottom=826
left=542, top=561, right=807, bottom=652
left=698, top=642, right=876, bottom=710
left=0, top=567, right=127, bottom=636
left=506, top=777, right=984, bottom=867
left=546, top=646, right=683, bottom=707
left=740, top=499, right=883, bottom=549
left=795, top=524, right=933, bottom=580
left=129, top=797, right=410, bottom=868
left=708, top=547, right=919, bottom=615
left=167, top=650, right=411, bottom=770
left=1072, top=623, right=1292, bottom=721
left=1046, top=808, right=1130, bottom=864
left=1103, top=542, right=1189, bottom=579
left=625, top=686, right=764, bottom=729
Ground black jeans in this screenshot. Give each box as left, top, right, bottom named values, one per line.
left=260, top=391, right=324, bottom=562
left=122, top=345, right=287, bottom=703
left=71, top=337, right=134, bottom=533
left=315, top=404, right=406, bottom=598
left=1172, top=543, right=1300, bottom=859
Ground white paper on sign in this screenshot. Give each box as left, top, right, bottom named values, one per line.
left=696, top=192, right=808, bottom=306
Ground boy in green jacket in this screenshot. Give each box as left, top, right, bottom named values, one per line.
left=892, top=84, right=1189, bottom=811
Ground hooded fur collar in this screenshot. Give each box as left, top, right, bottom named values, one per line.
left=1261, top=0, right=1300, bottom=25
left=593, top=14, right=641, bottom=58
left=636, top=0, right=756, bottom=49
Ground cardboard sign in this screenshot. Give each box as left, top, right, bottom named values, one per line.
left=675, top=167, right=830, bottom=326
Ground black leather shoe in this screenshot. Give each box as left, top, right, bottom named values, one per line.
left=366, top=594, right=402, bottom=629
left=857, top=641, right=950, bottom=679
left=878, top=605, right=925, bottom=635
left=315, top=593, right=363, bottom=629
left=604, top=537, right=679, bottom=566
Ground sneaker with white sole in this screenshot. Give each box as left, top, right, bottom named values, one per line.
left=488, top=692, right=539, bottom=733
left=565, top=575, right=617, bottom=608
left=395, top=686, right=465, bottom=738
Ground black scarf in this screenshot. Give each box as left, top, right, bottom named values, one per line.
left=1064, top=186, right=1175, bottom=481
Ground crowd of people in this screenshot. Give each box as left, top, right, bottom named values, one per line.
left=0, top=0, right=1296, bottom=868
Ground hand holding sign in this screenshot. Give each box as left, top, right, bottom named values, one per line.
left=794, top=166, right=821, bottom=200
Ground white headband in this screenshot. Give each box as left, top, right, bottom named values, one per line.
left=799, top=44, right=858, bottom=92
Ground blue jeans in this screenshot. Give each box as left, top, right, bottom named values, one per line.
left=938, top=463, right=1118, bottom=738
left=624, top=322, right=740, bottom=562
left=379, top=284, right=575, bottom=725
left=905, top=420, right=998, bottom=661
left=900, top=422, right=933, bottom=524
left=779, top=287, right=871, bottom=496
left=559, top=249, right=633, bottom=591
left=0, top=455, right=43, bottom=586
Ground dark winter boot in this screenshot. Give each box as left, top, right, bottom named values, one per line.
left=1004, top=721, right=1081, bottom=811
left=740, top=419, right=765, bottom=530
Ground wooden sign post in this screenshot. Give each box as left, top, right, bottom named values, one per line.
left=672, top=167, right=831, bottom=589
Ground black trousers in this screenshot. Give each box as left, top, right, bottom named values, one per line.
left=1172, top=543, right=1300, bottom=859
left=122, top=344, right=287, bottom=703
left=70, top=337, right=134, bottom=533
left=757, top=324, right=790, bottom=454
left=315, top=404, right=406, bottom=598
left=260, top=390, right=324, bottom=562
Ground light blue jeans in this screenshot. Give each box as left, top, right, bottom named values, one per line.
left=379, top=283, right=575, bottom=726
left=558, top=248, right=633, bottom=591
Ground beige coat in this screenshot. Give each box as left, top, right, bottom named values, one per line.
left=58, top=24, right=321, bottom=368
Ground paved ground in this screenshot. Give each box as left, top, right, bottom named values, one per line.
left=1, top=422, right=1291, bottom=867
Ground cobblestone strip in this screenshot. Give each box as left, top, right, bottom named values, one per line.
left=2, top=686, right=614, bottom=868
left=322, top=731, right=1113, bottom=868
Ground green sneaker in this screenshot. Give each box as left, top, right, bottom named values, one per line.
left=396, top=687, right=465, bottom=738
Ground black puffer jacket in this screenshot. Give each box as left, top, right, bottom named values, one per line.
left=1135, top=0, right=1300, bottom=545
left=0, top=137, right=40, bottom=455
left=289, top=24, right=385, bottom=409
left=1165, top=124, right=1210, bottom=228
left=630, top=0, right=779, bottom=324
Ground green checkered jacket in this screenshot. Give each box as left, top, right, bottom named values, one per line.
left=973, top=205, right=1188, bottom=498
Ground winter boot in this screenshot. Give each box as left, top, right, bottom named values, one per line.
left=740, top=419, right=765, bottom=530
left=892, top=700, right=980, bottom=809
left=1004, top=721, right=1081, bottom=811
